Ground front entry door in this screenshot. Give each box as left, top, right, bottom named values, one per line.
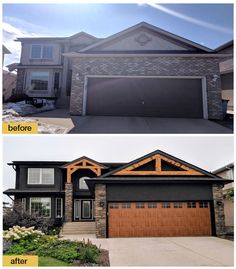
left=81, top=200, right=92, bottom=219
left=74, top=199, right=93, bottom=220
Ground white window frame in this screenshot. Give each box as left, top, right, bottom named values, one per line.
left=29, top=197, right=51, bottom=218
left=27, top=168, right=54, bottom=185
left=55, top=198, right=63, bottom=218
left=79, top=176, right=90, bottom=190
left=22, top=198, right=26, bottom=212
left=30, top=44, right=53, bottom=59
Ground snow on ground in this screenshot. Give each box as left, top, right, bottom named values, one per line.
left=3, top=100, right=55, bottom=116
left=3, top=101, right=68, bottom=134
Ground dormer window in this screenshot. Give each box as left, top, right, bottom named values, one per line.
left=31, top=44, right=53, bottom=59
left=28, top=168, right=54, bottom=184
left=79, top=177, right=90, bottom=190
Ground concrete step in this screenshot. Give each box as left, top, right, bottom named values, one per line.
left=60, top=222, right=96, bottom=235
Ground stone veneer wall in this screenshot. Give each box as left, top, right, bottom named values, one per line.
left=212, top=183, right=226, bottom=237
left=65, top=183, right=73, bottom=222
left=16, top=69, right=25, bottom=93
left=70, top=56, right=222, bottom=119
left=95, top=184, right=107, bottom=238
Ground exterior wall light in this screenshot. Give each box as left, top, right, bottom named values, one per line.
left=99, top=201, right=105, bottom=207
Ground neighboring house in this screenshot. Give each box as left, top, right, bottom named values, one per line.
left=215, top=41, right=234, bottom=114
left=2, top=45, right=11, bottom=66
left=14, top=22, right=233, bottom=119
left=2, top=46, right=16, bottom=102
left=3, top=70, right=17, bottom=102
left=213, top=163, right=234, bottom=234
left=4, top=150, right=232, bottom=238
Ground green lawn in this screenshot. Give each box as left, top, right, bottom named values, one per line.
left=38, top=256, right=71, bottom=266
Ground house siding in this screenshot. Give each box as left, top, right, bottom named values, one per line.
left=70, top=56, right=222, bottom=119
left=16, top=165, right=63, bottom=192
left=106, top=183, right=213, bottom=201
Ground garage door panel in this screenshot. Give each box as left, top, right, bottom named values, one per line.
left=86, top=77, right=203, bottom=118
left=108, top=202, right=211, bottom=237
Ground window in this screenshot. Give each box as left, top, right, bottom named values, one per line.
left=30, top=71, right=49, bottom=91
left=162, top=202, right=171, bottom=208
left=28, top=168, right=54, bottom=184
left=54, top=72, right=60, bottom=90
left=31, top=44, right=53, bottom=59
left=79, top=177, right=89, bottom=190
left=174, top=202, right=182, bottom=208
left=148, top=202, right=157, bottom=208
left=109, top=203, right=119, bottom=209
left=136, top=202, right=145, bottom=208
left=199, top=201, right=208, bottom=208
left=187, top=202, right=196, bottom=208
left=121, top=203, right=131, bottom=208
left=22, top=198, right=26, bottom=212
left=31, top=45, right=41, bottom=58
left=30, top=197, right=51, bottom=217
left=56, top=198, right=63, bottom=218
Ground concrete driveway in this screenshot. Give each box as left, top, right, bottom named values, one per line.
left=62, top=235, right=233, bottom=266
left=28, top=109, right=232, bottom=134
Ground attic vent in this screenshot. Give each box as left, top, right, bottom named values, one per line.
left=161, top=160, right=186, bottom=171
left=135, top=33, right=152, bottom=46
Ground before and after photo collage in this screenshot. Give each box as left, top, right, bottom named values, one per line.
left=1, top=1, right=234, bottom=267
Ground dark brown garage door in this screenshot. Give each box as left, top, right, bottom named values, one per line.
left=108, top=202, right=212, bottom=237
left=86, top=77, right=203, bottom=118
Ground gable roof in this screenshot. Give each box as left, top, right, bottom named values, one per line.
left=67, top=31, right=100, bottom=41
left=61, top=156, right=107, bottom=169
left=215, top=40, right=233, bottom=52
left=79, top=22, right=212, bottom=53
left=102, top=149, right=217, bottom=178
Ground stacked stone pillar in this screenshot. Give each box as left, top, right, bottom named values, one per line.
left=95, top=184, right=107, bottom=238
left=212, top=183, right=226, bottom=237
left=65, top=183, right=73, bottom=222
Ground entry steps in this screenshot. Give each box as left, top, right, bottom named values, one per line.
left=60, top=221, right=96, bottom=235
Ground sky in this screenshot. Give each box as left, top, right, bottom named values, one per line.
left=2, top=3, right=233, bottom=67
left=2, top=135, right=234, bottom=203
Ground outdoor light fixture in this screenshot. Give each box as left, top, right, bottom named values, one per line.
left=75, top=73, right=80, bottom=80
left=99, top=201, right=105, bottom=207
left=212, top=74, right=219, bottom=82
left=216, top=201, right=223, bottom=206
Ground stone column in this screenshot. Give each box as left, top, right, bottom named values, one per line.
left=65, top=183, right=73, bottom=222
left=95, top=184, right=107, bottom=238
left=16, top=69, right=25, bottom=93
left=212, top=183, right=226, bottom=237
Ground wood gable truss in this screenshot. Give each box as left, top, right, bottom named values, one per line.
left=62, top=157, right=107, bottom=183
left=113, top=153, right=204, bottom=176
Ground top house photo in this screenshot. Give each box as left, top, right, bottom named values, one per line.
left=2, top=4, right=233, bottom=134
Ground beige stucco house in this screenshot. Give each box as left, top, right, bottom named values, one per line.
left=213, top=163, right=234, bottom=235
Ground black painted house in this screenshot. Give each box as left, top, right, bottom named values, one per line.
left=4, top=150, right=232, bottom=238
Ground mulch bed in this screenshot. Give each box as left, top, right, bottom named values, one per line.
left=72, top=249, right=110, bottom=266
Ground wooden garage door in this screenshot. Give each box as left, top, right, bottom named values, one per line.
left=86, top=77, right=203, bottom=118
left=108, top=202, right=212, bottom=237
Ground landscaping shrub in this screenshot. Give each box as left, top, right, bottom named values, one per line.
left=4, top=226, right=45, bottom=255
left=46, top=225, right=61, bottom=235
left=36, top=239, right=99, bottom=263
left=3, top=226, right=44, bottom=241
left=3, top=205, right=54, bottom=232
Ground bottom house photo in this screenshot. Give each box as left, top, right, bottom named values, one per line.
left=2, top=136, right=234, bottom=266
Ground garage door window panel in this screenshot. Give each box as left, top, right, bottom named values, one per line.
left=174, top=202, right=182, bottom=208
left=162, top=202, right=171, bottom=208
left=136, top=202, right=145, bottom=208
left=199, top=201, right=209, bottom=208
left=187, top=202, right=196, bottom=208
